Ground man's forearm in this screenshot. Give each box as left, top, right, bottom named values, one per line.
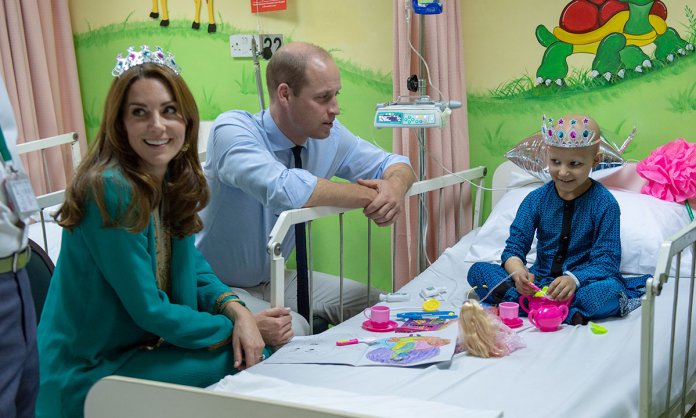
left=383, top=163, right=416, bottom=197
left=303, top=178, right=377, bottom=208
left=302, top=163, right=414, bottom=209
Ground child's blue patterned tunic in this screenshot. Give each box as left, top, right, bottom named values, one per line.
left=468, top=179, right=650, bottom=322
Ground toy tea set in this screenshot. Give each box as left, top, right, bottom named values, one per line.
left=361, top=295, right=456, bottom=333
left=499, top=285, right=571, bottom=332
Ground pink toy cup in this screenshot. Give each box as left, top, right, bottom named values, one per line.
left=498, top=302, right=519, bottom=320
left=519, top=294, right=573, bottom=314
left=529, top=305, right=568, bottom=332
left=363, top=305, right=390, bottom=328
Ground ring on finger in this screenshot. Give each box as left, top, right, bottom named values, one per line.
left=259, top=354, right=266, bottom=361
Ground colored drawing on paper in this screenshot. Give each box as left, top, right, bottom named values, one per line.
left=366, top=336, right=450, bottom=365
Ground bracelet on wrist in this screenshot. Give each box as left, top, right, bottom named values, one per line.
left=214, top=291, right=246, bottom=313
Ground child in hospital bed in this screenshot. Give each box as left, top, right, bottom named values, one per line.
left=467, top=114, right=650, bottom=325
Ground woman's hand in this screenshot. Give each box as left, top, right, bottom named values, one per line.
left=223, top=302, right=266, bottom=369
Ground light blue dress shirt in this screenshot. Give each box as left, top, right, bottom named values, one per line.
left=196, top=110, right=410, bottom=287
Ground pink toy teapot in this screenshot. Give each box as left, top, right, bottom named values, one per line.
left=519, top=294, right=573, bottom=314
left=528, top=305, right=568, bottom=332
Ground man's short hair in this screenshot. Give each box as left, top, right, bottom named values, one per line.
left=266, top=43, right=332, bottom=100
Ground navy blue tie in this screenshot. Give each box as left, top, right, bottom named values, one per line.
left=291, top=145, right=310, bottom=321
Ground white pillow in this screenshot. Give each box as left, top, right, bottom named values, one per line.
left=464, top=186, right=693, bottom=276
left=463, top=186, right=538, bottom=264
left=612, top=190, right=693, bottom=275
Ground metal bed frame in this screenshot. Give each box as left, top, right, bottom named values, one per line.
left=16, top=132, right=81, bottom=251
left=266, top=166, right=486, bottom=331
left=640, top=219, right=696, bottom=418
left=85, top=375, right=364, bottom=418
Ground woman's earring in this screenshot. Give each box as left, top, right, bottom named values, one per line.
left=181, top=143, right=190, bottom=153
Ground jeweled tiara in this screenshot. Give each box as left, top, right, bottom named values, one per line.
left=541, top=115, right=600, bottom=148
left=111, top=45, right=182, bottom=77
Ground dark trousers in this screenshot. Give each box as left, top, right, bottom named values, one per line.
left=0, top=268, right=38, bottom=418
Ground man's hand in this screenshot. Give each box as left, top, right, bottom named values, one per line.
left=358, top=163, right=416, bottom=226
left=358, top=178, right=405, bottom=226
left=255, top=307, right=294, bottom=346
left=359, top=163, right=414, bottom=226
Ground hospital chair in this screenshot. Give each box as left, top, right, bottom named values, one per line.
left=26, top=238, right=55, bottom=322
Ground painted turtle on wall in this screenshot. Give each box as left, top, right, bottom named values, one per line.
left=536, top=0, right=693, bottom=86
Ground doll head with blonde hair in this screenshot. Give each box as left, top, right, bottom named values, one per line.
left=458, top=300, right=508, bottom=358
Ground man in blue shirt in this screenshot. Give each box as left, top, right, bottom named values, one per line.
left=197, top=42, right=415, bottom=341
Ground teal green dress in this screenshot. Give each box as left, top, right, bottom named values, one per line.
left=36, top=170, right=259, bottom=417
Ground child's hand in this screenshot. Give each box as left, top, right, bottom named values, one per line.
left=511, top=270, right=537, bottom=295
left=547, top=276, right=576, bottom=301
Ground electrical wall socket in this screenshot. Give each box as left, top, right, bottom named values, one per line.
left=229, top=34, right=260, bottom=58
left=229, top=34, right=284, bottom=59
left=258, top=34, right=283, bottom=58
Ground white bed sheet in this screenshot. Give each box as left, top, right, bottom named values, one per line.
left=213, top=230, right=695, bottom=418
left=213, top=372, right=501, bottom=418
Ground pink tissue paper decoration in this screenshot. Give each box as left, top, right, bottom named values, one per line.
left=636, top=138, right=696, bottom=203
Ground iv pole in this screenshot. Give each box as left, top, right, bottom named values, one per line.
left=251, top=36, right=266, bottom=111
left=416, top=12, right=428, bottom=273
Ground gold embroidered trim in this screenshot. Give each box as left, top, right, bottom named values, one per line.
left=214, top=291, right=246, bottom=313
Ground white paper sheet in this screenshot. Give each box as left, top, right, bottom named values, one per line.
left=264, top=313, right=459, bottom=367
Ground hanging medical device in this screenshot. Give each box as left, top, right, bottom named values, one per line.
left=374, top=96, right=461, bottom=129
left=411, top=0, right=443, bottom=15
left=383, top=0, right=450, bottom=274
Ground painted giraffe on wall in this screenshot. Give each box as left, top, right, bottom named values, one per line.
left=149, top=0, right=217, bottom=33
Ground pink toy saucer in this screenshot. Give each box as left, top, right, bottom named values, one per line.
left=501, top=317, right=523, bottom=329
left=362, top=320, right=398, bottom=332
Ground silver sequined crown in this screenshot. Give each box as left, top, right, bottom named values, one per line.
left=541, top=115, right=600, bottom=148
left=111, top=45, right=182, bottom=77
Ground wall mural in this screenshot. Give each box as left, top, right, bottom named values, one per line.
left=463, top=0, right=696, bottom=218
left=149, top=0, right=217, bottom=32
left=70, top=0, right=394, bottom=290
left=536, top=0, right=693, bottom=86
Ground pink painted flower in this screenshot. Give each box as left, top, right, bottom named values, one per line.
left=636, top=138, right=696, bottom=203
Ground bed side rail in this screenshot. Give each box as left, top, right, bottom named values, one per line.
left=640, top=220, right=696, bottom=418
left=16, top=133, right=80, bottom=251
left=266, top=166, right=486, bottom=330
left=84, top=376, right=366, bottom=418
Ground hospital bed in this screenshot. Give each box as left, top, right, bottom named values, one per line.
left=19, top=134, right=696, bottom=418
left=83, top=159, right=695, bottom=418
